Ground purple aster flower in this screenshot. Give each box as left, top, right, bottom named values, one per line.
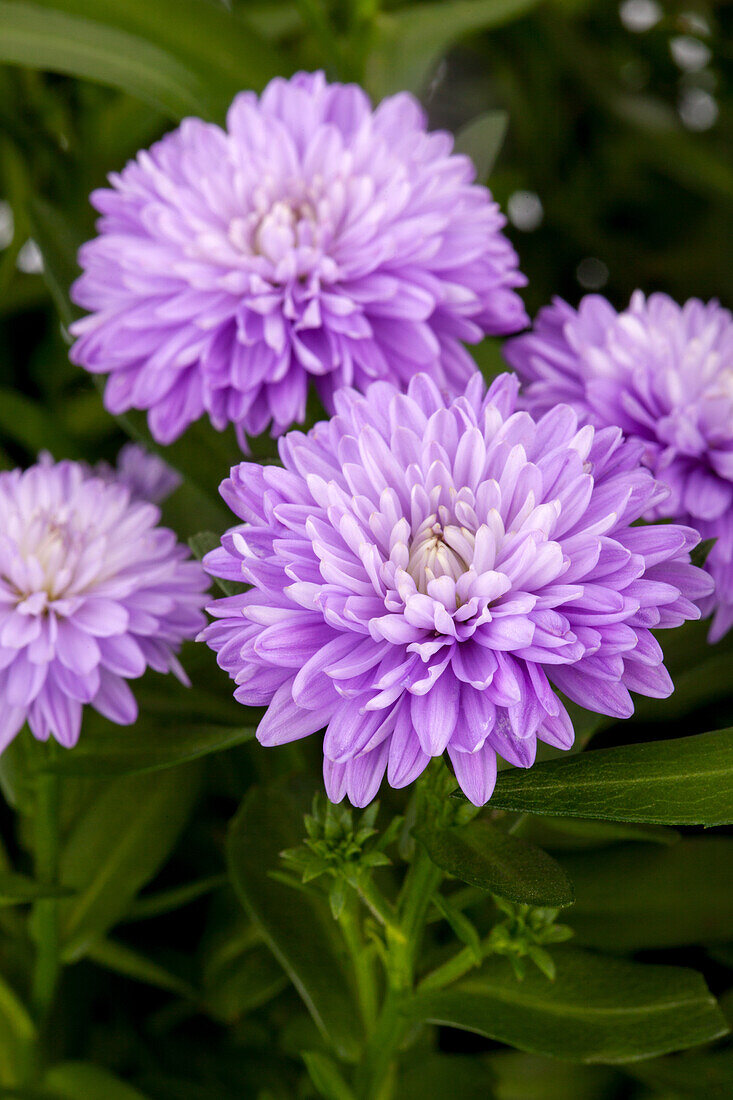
left=0, top=456, right=208, bottom=752
left=200, top=372, right=711, bottom=808
left=505, top=292, right=733, bottom=641
left=95, top=442, right=182, bottom=504
left=69, top=71, right=527, bottom=447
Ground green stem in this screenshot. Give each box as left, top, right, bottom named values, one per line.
left=398, top=844, right=443, bottom=981
left=353, top=772, right=447, bottom=1098
left=339, top=894, right=379, bottom=1032
left=31, top=757, right=61, bottom=1022
left=418, top=934, right=498, bottom=993
left=354, top=874, right=402, bottom=935
left=354, top=988, right=410, bottom=1100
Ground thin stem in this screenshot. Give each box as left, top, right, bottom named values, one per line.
left=354, top=987, right=410, bottom=1100
left=339, top=894, right=379, bottom=1032
left=398, top=844, right=443, bottom=981
left=352, top=771, right=446, bottom=1099
left=418, top=936, right=496, bottom=993
left=31, top=748, right=61, bottom=1022
left=354, top=874, right=402, bottom=936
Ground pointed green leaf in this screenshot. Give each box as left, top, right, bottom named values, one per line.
left=0, top=871, right=72, bottom=905
left=413, top=948, right=728, bottom=1063
left=561, top=838, right=733, bottom=950
left=43, top=722, right=255, bottom=777
left=44, top=1062, right=148, bottom=1099
left=627, top=1047, right=733, bottom=1099
left=26, top=196, right=80, bottom=329
left=514, top=816, right=679, bottom=850
left=125, top=874, right=226, bottom=922
left=85, top=938, right=196, bottom=1000
left=485, top=729, right=733, bottom=825
left=0, top=973, right=36, bottom=1088
left=0, top=2, right=209, bottom=119
left=302, top=1052, right=356, bottom=1100
left=227, top=785, right=362, bottom=1060
left=488, top=1051, right=616, bottom=1100
left=203, top=942, right=288, bottom=1024
left=30, top=0, right=285, bottom=113
left=58, top=764, right=200, bottom=960
left=415, top=819, right=575, bottom=907
left=367, top=0, right=543, bottom=98
left=454, top=110, right=508, bottom=181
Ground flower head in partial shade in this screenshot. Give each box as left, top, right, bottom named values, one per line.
left=200, top=372, right=711, bottom=807
left=505, top=292, right=733, bottom=640
left=95, top=442, right=182, bottom=504
left=0, top=457, right=208, bottom=751
left=69, top=71, right=527, bottom=447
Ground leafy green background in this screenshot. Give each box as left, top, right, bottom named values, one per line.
left=0, top=1, right=732, bottom=1098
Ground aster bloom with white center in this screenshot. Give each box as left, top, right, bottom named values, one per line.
left=69, top=71, right=528, bottom=447
left=0, top=457, right=208, bottom=752
left=200, top=372, right=711, bottom=808
left=505, top=292, right=733, bottom=641
left=95, top=442, right=182, bottom=504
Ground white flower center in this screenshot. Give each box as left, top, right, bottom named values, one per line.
left=407, top=508, right=475, bottom=593
left=227, top=177, right=327, bottom=268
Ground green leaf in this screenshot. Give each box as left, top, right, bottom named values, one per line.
left=26, top=196, right=80, bottom=330
left=366, top=0, right=543, bottom=98
left=626, top=1047, right=733, bottom=1099
left=203, top=942, right=288, bottom=1024
left=31, top=0, right=284, bottom=115
left=485, top=729, right=733, bottom=826
left=454, top=110, right=508, bottom=182
left=302, top=1051, right=356, bottom=1100
left=0, top=973, right=36, bottom=1088
left=413, top=947, right=728, bottom=1063
left=414, top=819, right=575, bottom=908
left=44, top=1062, right=148, bottom=1099
left=397, top=1053, right=495, bottom=1100
left=125, top=874, right=227, bottom=922
left=227, top=784, right=362, bottom=1060
left=561, top=838, right=733, bottom=950
left=85, top=938, right=196, bottom=1000
left=42, top=722, right=255, bottom=777
left=58, top=764, right=200, bottom=960
left=432, top=893, right=483, bottom=962
left=488, top=1051, right=616, bottom=1100
left=514, top=816, right=679, bottom=851
left=0, top=870, right=72, bottom=905
left=0, top=1, right=210, bottom=119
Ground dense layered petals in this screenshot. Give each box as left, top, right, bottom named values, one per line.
left=69, top=71, right=527, bottom=447
left=94, top=443, right=181, bottom=504
left=200, top=372, right=710, bottom=806
left=0, top=457, right=208, bottom=750
left=505, top=292, right=733, bottom=639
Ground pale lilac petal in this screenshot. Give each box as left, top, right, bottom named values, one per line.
left=203, top=367, right=707, bottom=806
left=0, top=456, right=207, bottom=755
left=257, top=679, right=332, bottom=746
left=71, top=72, right=527, bottom=446
left=512, top=291, right=733, bottom=640
left=448, top=743, right=497, bottom=807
